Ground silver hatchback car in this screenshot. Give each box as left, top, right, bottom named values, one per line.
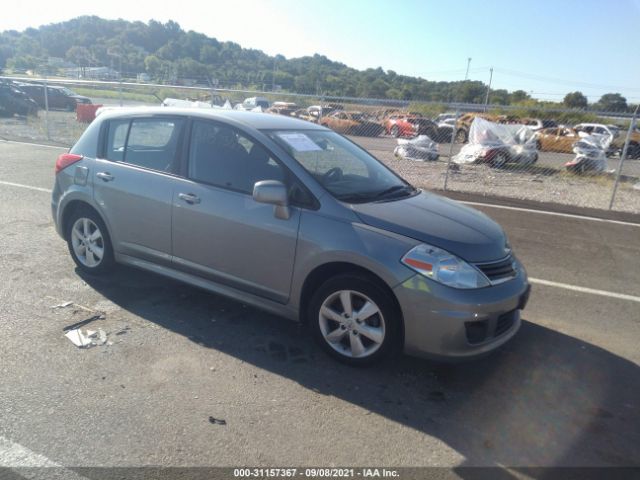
left=52, top=108, right=530, bottom=365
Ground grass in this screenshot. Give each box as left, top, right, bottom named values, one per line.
left=72, top=87, right=158, bottom=104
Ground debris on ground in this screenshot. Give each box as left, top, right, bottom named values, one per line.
left=208, top=416, right=226, bottom=425
left=115, top=326, right=131, bottom=336
left=63, top=314, right=105, bottom=332
left=51, top=301, right=73, bottom=309
left=64, top=328, right=108, bottom=348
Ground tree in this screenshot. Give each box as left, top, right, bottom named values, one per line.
left=510, top=90, right=531, bottom=104
left=595, top=93, right=628, bottom=112
left=563, top=91, right=588, bottom=109
left=66, top=46, right=92, bottom=76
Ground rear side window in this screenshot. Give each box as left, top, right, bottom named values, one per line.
left=104, top=117, right=184, bottom=172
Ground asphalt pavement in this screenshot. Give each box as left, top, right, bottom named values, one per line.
left=0, top=141, right=639, bottom=473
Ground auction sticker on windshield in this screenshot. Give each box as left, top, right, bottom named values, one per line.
left=277, top=132, right=322, bottom=152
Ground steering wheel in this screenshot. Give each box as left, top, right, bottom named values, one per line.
left=322, top=167, right=343, bottom=183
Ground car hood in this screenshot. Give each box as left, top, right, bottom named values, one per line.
left=351, top=192, right=508, bottom=263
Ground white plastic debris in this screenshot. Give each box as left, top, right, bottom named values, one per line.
left=64, top=328, right=108, bottom=349
left=222, top=99, right=233, bottom=109
left=51, top=301, right=73, bottom=309
left=161, top=98, right=222, bottom=109
left=394, top=135, right=439, bottom=161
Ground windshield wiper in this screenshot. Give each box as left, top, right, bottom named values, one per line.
left=374, top=185, right=415, bottom=200
left=335, top=185, right=416, bottom=204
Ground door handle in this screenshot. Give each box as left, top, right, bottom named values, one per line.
left=178, top=192, right=201, bottom=204
left=96, top=172, right=114, bottom=182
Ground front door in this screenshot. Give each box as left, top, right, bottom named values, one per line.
left=171, top=119, right=301, bottom=303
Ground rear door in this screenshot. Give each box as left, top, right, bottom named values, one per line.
left=93, top=116, right=185, bottom=265
left=171, top=119, right=302, bottom=303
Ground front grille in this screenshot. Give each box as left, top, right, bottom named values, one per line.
left=495, top=310, right=517, bottom=337
left=475, top=255, right=516, bottom=283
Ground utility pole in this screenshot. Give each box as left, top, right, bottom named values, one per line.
left=484, top=67, right=493, bottom=110
left=464, top=57, right=472, bottom=80
left=272, top=57, right=277, bottom=92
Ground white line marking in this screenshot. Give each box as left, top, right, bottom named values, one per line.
left=461, top=201, right=640, bottom=228
left=0, top=180, right=51, bottom=193
left=0, top=139, right=68, bottom=150
left=529, top=278, right=640, bottom=303
left=0, top=435, right=89, bottom=479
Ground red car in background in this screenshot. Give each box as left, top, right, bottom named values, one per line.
left=384, top=114, right=437, bottom=138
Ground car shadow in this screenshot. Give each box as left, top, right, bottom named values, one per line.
left=78, top=266, right=640, bottom=473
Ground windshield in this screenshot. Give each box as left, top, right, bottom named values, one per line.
left=265, top=130, right=415, bottom=203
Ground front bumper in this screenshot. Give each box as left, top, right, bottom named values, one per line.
left=394, top=263, right=530, bottom=361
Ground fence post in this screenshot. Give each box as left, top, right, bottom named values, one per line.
left=43, top=75, right=50, bottom=140
left=443, top=109, right=460, bottom=191
left=608, top=105, right=639, bottom=210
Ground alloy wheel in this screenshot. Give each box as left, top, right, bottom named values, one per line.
left=70, top=217, right=105, bottom=268
left=318, top=290, right=386, bottom=358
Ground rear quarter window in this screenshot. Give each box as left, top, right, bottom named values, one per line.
left=69, top=118, right=102, bottom=158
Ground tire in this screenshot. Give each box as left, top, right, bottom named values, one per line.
left=65, top=206, right=114, bottom=274
left=455, top=129, right=467, bottom=144
left=536, top=140, right=542, bottom=151
left=491, top=151, right=509, bottom=168
left=308, top=273, right=401, bottom=366
left=391, top=125, right=400, bottom=138
left=627, top=142, right=640, bottom=160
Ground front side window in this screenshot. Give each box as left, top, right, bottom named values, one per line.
left=104, top=117, right=184, bottom=172
left=266, top=130, right=414, bottom=203
left=188, top=120, right=284, bottom=194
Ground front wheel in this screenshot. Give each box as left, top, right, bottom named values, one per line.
left=455, top=129, right=467, bottom=144
left=308, top=274, right=401, bottom=366
left=66, top=207, right=114, bottom=274
left=491, top=151, right=509, bottom=168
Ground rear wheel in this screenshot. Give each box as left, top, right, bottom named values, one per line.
left=308, top=273, right=401, bottom=366
left=66, top=207, right=114, bottom=274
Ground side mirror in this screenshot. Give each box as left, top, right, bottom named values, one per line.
left=253, top=180, right=290, bottom=220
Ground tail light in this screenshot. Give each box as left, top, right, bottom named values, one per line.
left=55, top=153, right=83, bottom=174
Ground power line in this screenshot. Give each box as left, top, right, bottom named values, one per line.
left=493, top=67, right=640, bottom=92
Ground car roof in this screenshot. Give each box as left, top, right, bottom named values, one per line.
left=97, top=107, right=329, bottom=131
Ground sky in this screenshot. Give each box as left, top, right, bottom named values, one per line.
left=1, top=0, right=639, bottom=102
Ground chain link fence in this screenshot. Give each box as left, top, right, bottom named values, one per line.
left=1, top=74, right=638, bottom=213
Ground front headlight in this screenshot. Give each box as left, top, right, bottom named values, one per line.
left=401, top=244, right=490, bottom=289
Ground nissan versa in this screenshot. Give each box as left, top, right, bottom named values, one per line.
left=52, top=108, right=530, bottom=365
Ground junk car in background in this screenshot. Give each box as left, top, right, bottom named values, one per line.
left=565, top=134, right=611, bottom=174
left=394, top=135, right=439, bottom=161
left=453, top=117, right=538, bottom=168
left=0, top=81, right=39, bottom=116
left=320, top=110, right=384, bottom=137
left=17, top=83, right=91, bottom=111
